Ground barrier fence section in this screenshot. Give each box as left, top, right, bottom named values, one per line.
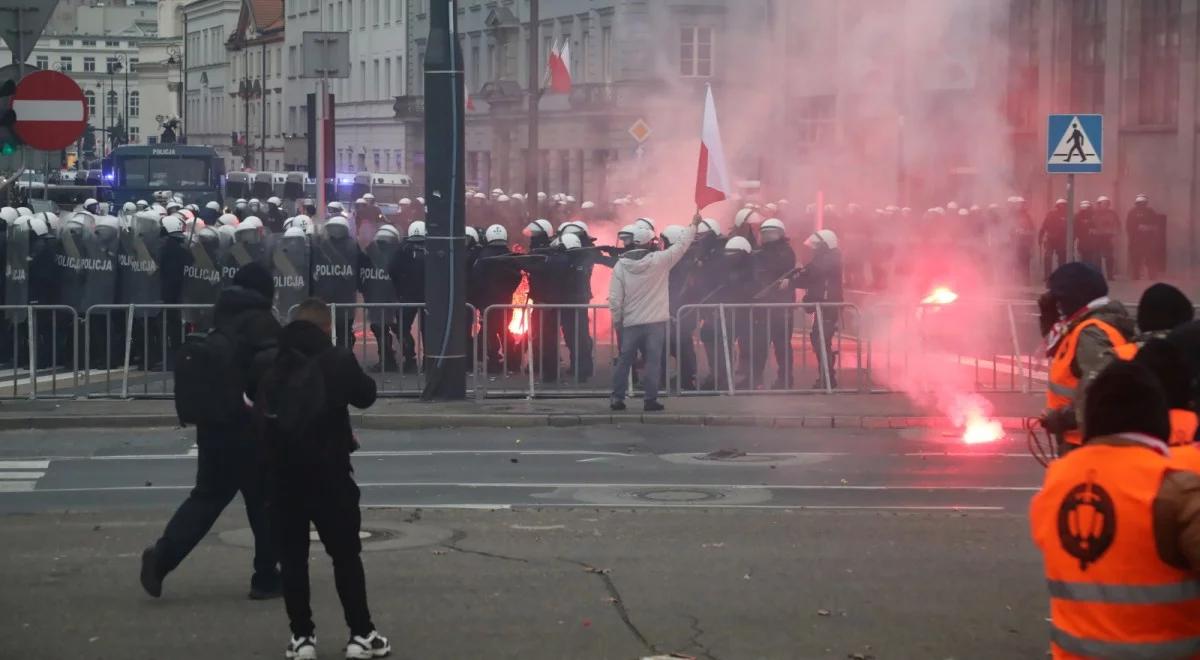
left=0, top=305, right=80, bottom=399
left=859, top=299, right=1048, bottom=395
left=476, top=304, right=617, bottom=399
left=328, top=302, right=478, bottom=397
left=674, top=303, right=864, bottom=395
left=84, top=304, right=212, bottom=399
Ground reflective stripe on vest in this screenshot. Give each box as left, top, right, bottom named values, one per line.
left=1031, top=444, right=1200, bottom=657
left=1169, top=409, right=1199, bottom=447
left=1051, top=627, right=1200, bottom=660
left=1047, top=318, right=1128, bottom=411
left=1047, top=578, right=1200, bottom=604
left=1113, top=342, right=1139, bottom=361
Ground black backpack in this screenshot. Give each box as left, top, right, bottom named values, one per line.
left=174, top=328, right=246, bottom=426
left=255, top=347, right=329, bottom=458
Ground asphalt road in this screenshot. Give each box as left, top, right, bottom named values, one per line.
left=0, top=424, right=1050, bottom=659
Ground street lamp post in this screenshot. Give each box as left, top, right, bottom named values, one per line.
left=238, top=77, right=261, bottom=170
left=110, top=55, right=129, bottom=145
left=97, top=82, right=106, bottom=157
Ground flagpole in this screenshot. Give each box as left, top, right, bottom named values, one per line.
left=524, top=0, right=540, bottom=209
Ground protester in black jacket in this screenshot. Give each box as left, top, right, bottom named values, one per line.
left=387, top=228, right=426, bottom=372
left=256, top=298, right=390, bottom=660
left=141, top=263, right=281, bottom=601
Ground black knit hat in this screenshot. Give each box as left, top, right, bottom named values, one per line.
left=233, top=262, right=274, bottom=300
left=1137, top=283, right=1194, bottom=333
left=1048, top=262, right=1108, bottom=318
left=1083, top=360, right=1170, bottom=442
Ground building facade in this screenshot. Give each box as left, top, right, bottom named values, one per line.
left=225, top=0, right=287, bottom=172
left=775, top=0, right=1200, bottom=272
left=281, top=0, right=408, bottom=175
left=397, top=0, right=776, bottom=205
left=182, top=0, right=242, bottom=168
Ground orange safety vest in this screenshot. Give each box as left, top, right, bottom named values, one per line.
left=1172, top=410, right=1200, bottom=447
left=1048, top=319, right=1128, bottom=446
left=1171, top=443, right=1200, bottom=474
left=1031, top=441, right=1200, bottom=659
left=1112, top=342, right=1138, bottom=361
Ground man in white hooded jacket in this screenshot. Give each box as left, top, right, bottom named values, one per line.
left=608, top=214, right=700, bottom=411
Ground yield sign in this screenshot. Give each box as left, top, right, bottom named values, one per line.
left=12, top=69, right=88, bottom=150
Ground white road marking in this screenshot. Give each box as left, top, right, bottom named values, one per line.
left=0, top=460, right=49, bottom=469
left=363, top=503, right=512, bottom=511
left=0, top=481, right=1041, bottom=494
left=510, top=524, right=567, bottom=530
left=904, top=452, right=1031, bottom=458
left=364, top=503, right=1005, bottom=511
left=0, top=471, right=45, bottom=479
left=0, top=481, right=36, bottom=492
left=85, top=449, right=634, bottom=461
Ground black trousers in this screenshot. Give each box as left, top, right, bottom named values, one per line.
left=811, top=313, right=839, bottom=388
left=272, top=472, right=373, bottom=639
left=369, top=321, right=400, bottom=368
left=559, top=307, right=593, bottom=380
left=400, top=307, right=422, bottom=364
left=752, top=308, right=793, bottom=388
left=334, top=308, right=357, bottom=350
left=153, top=428, right=277, bottom=588
left=1043, top=243, right=1066, bottom=278
left=672, top=311, right=698, bottom=388
left=532, top=309, right=561, bottom=383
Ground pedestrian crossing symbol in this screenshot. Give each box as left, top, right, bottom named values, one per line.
left=1047, top=114, right=1102, bottom=174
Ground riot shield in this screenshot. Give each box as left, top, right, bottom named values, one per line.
left=55, top=224, right=92, bottom=315
left=361, top=239, right=399, bottom=326
left=117, top=217, right=164, bottom=317
left=311, top=235, right=359, bottom=305
left=219, top=239, right=268, bottom=287
left=5, top=221, right=29, bottom=323
left=81, top=229, right=119, bottom=313
left=182, top=233, right=222, bottom=329
left=271, top=235, right=311, bottom=322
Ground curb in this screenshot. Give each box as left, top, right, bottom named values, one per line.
left=0, top=412, right=1034, bottom=432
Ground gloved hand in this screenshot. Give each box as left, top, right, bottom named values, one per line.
left=1038, top=291, right=1060, bottom=337
left=1040, top=407, right=1078, bottom=435
left=599, top=245, right=621, bottom=256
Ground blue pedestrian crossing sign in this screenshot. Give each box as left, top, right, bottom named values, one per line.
left=1047, top=114, right=1102, bottom=174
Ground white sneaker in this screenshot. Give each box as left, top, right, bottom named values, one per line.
left=345, top=631, right=390, bottom=659
left=286, top=635, right=317, bottom=659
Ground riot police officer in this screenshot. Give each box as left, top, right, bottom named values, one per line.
left=388, top=221, right=427, bottom=372
left=752, top=218, right=796, bottom=389
left=470, top=225, right=523, bottom=374
left=360, top=224, right=402, bottom=371
left=311, top=216, right=362, bottom=348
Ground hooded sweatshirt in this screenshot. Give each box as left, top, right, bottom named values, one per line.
left=608, top=226, right=695, bottom=328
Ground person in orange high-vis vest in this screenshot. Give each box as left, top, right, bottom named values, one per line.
left=1031, top=361, right=1200, bottom=659
left=1040, top=264, right=1134, bottom=452
left=1132, top=339, right=1200, bottom=462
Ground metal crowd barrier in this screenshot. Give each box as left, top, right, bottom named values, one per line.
left=674, top=303, right=864, bottom=395
left=328, top=302, right=478, bottom=398
left=0, top=305, right=80, bottom=399
left=859, top=299, right=1048, bottom=395
left=83, top=304, right=211, bottom=399
left=477, top=304, right=618, bottom=399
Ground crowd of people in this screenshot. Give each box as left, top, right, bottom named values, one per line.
left=1027, top=261, right=1200, bottom=658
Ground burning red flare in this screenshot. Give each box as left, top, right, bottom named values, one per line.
left=921, top=286, right=959, bottom=305
left=949, top=393, right=1005, bottom=445
left=508, top=274, right=532, bottom=337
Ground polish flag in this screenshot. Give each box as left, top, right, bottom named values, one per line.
left=695, top=84, right=731, bottom=210
left=548, top=40, right=572, bottom=94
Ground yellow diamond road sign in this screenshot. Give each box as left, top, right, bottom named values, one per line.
left=628, top=118, right=652, bottom=143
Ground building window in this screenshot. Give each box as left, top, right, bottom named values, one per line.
left=105, top=40, right=119, bottom=47
left=357, top=152, right=366, bottom=171
left=59, top=56, right=72, bottom=71
left=105, top=90, right=118, bottom=115
left=84, top=57, right=96, bottom=72
left=129, top=58, right=138, bottom=71
left=1070, top=0, right=1105, bottom=112
left=60, top=38, right=74, bottom=46
left=129, top=91, right=139, bottom=117
left=106, top=57, right=119, bottom=73
left=81, top=39, right=96, bottom=46
left=680, top=27, right=713, bottom=77
left=373, top=150, right=381, bottom=171
left=794, top=95, right=836, bottom=155
left=84, top=90, right=96, bottom=116
left=128, top=126, right=139, bottom=143
left=35, top=55, right=47, bottom=69
left=373, top=60, right=380, bottom=99
left=601, top=27, right=612, bottom=82
left=1137, top=0, right=1180, bottom=125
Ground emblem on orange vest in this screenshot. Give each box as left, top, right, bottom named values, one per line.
left=1057, top=470, right=1116, bottom=570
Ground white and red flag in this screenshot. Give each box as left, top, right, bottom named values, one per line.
left=695, top=84, right=731, bottom=210
left=548, top=39, right=572, bottom=94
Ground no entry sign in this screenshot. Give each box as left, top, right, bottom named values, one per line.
left=12, top=70, right=88, bottom=151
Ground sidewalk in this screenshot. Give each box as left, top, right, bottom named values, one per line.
left=0, top=392, right=1044, bottom=431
